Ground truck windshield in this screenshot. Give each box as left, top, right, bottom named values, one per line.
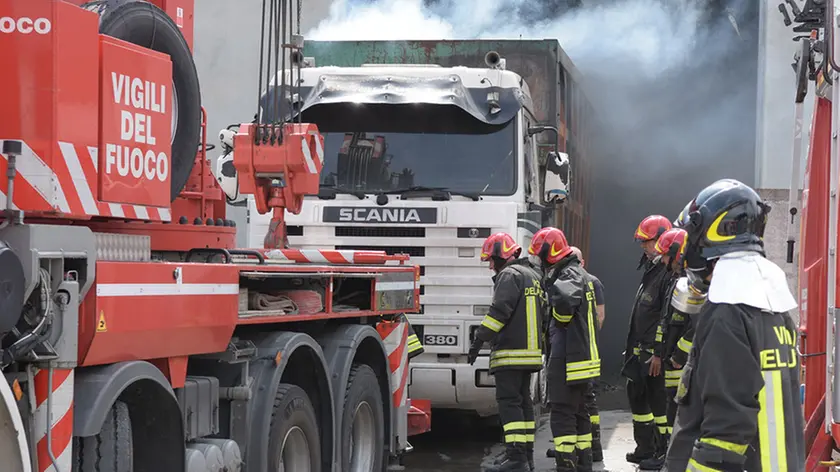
left=300, top=103, right=517, bottom=196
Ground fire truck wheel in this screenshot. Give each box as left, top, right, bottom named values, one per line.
left=269, top=383, right=321, bottom=472
left=340, top=364, right=385, bottom=472
left=81, top=0, right=202, bottom=200
left=73, top=400, right=133, bottom=472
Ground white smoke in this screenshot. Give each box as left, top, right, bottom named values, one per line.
left=307, top=0, right=708, bottom=79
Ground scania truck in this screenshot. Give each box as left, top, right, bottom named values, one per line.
left=228, top=40, right=596, bottom=417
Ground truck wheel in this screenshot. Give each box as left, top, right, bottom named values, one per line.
left=268, top=384, right=321, bottom=472
left=73, top=400, right=133, bottom=472
left=341, top=364, right=385, bottom=472
left=81, top=0, right=202, bottom=201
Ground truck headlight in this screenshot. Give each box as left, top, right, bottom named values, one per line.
left=473, top=305, right=490, bottom=316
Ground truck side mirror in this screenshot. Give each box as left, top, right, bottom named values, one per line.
left=543, top=151, right=570, bottom=204
left=527, top=125, right=560, bottom=154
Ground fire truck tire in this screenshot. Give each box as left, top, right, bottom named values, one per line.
left=340, top=364, right=385, bottom=472
left=268, top=384, right=322, bottom=472
left=73, top=400, right=134, bottom=472
left=81, top=0, right=202, bottom=200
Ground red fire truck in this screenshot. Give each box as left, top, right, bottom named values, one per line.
left=0, top=1, right=430, bottom=471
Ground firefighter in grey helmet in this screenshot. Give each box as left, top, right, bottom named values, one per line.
left=664, top=178, right=805, bottom=472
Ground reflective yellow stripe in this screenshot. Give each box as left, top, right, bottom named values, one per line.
left=567, top=368, right=599, bottom=381
left=587, top=284, right=600, bottom=363
left=525, top=433, right=535, bottom=442
left=505, top=434, right=527, bottom=443
left=577, top=433, right=592, bottom=442
left=492, top=349, right=543, bottom=358
left=554, top=435, right=576, bottom=453
left=481, top=315, right=504, bottom=332
left=665, top=369, right=682, bottom=378
left=553, top=308, right=572, bottom=323
left=524, top=421, right=535, bottom=429
left=632, top=413, right=654, bottom=423
left=655, top=325, right=663, bottom=342
left=654, top=415, right=667, bottom=424
left=758, top=369, right=788, bottom=472
left=590, top=415, right=600, bottom=425
left=568, top=359, right=601, bottom=371
left=503, top=421, right=528, bottom=431
left=526, top=294, right=538, bottom=350
left=687, top=458, right=722, bottom=472
left=490, top=357, right=543, bottom=368
left=677, top=337, right=692, bottom=354
left=699, top=438, right=748, bottom=455
left=657, top=425, right=668, bottom=434
left=665, top=378, right=681, bottom=388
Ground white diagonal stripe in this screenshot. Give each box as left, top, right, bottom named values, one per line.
left=312, top=132, right=324, bottom=164
left=0, top=139, right=70, bottom=213
left=300, top=136, right=317, bottom=174
left=109, top=203, right=125, bottom=217
left=158, top=208, right=171, bottom=222
left=133, top=205, right=149, bottom=220
left=59, top=142, right=99, bottom=215
left=87, top=146, right=98, bottom=171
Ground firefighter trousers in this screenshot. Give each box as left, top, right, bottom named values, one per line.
left=494, top=370, right=536, bottom=453
left=584, top=381, right=603, bottom=461
left=548, top=358, right=592, bottom=472
left=626, top=372, right=667, bottom=458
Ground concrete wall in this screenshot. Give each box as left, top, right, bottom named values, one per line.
left=192, top=0, right=332, bottom=245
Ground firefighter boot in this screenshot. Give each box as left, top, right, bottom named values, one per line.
left=555, top=452, right=577, bottom=472
left=638, top=433, right=669, bottom=470
left=576, top=448, right=594, bottom=472
left=626, top=422, right=656, bottom=463
left=487, top=444, right=529, bottom=472
left=591, top=427, right=603, bottom=462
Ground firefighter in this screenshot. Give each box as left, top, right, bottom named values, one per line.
left=638, top=227, right=688, bottom=470
left=624, top=215, right=672, bottom=465
left=545, top=245, right=606, bottom=463
left=468, top=232, right=544, bottom=472
left=665, top=178, right=805, bottom=471
left=529, top=227, right=600, bottom=472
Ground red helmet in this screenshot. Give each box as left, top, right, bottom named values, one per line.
left=528, top=227, right=572, bottom=265
left=480, top=233, right=521, bottom=262
left=634, top=215, right=672, bottom=242
left=655, top=228, right=688, bottom=260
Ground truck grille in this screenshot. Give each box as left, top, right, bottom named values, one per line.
left=335, top=226, right=425, bottom=238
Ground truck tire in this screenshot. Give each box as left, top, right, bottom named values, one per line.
left=340, top=364, right=385, bottom=472
left=81, top=0, right=202, bottom=201
left=73, top=400, right=133, bottom=472
left=268, top=384, right=321, bottom=472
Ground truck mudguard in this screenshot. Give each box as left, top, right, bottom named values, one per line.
left=245, top=331, right=334, bottom=472
left=317, top=324, right=393, bottom=459
left=73, top=360, right=179, bottom=437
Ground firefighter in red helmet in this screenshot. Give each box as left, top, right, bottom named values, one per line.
left=637, top=227, right=688, bottom=470
left=529, top=228, right=600, bottom=472
left=623, top=215, right=673, bottom=466
left=468, top=232, right=545, bottom=472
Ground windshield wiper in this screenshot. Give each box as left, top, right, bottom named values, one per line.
left=393, top=186, right=480, bottom=202
left=318, top=185, right=366, bottom=200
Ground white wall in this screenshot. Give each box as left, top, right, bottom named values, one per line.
left=193, top=0, right=333, bottom=245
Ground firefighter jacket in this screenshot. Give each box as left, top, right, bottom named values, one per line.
left=624, top=259, right=671, bottom=360
left=475, top=258, right=545, bottom=373
left=666, top=303, right=806, bottom=472
left=545, top=256, right=600, bottom=385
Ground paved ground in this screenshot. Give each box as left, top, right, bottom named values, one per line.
left=403, top=410, right=639, bottom=472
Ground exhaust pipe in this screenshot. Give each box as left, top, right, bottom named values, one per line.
left=484, top=51, right=505, bottom=70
